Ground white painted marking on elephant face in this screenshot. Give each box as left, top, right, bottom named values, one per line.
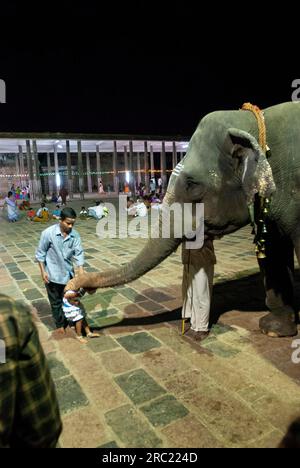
left=242, top=155, right=249, bottom=182
left=0, top=339, right=5, bottom=363
left=172, top=162, right=184, bottom=177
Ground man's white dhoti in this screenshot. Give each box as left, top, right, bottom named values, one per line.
left=181, top=240, right=216, bottom=332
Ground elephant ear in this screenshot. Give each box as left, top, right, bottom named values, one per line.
left=225, top=128, right=276, bottom=203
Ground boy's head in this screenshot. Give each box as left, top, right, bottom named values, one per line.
left=60, top=207, right=77, bottom=234
left=56, top=205, right=60, bottom=209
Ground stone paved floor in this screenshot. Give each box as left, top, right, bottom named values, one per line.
left=0, top=200, right=299, bottom=448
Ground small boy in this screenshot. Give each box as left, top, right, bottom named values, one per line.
left=63, top=289, right=100, bottom=343
left=79, top=206, right=88, bottom=219
left=52, top=205, right=61, bottom=220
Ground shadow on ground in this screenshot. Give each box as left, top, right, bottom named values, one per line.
left=97, top=271, right=300, bottom=385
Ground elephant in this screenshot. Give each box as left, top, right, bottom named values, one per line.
left=66, top=102, right=300, bottom=338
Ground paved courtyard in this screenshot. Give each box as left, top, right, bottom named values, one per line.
left=0, top=199, right=299, bottom=448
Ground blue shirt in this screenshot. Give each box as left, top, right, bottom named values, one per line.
left=35, top=224, right=84, bottom=285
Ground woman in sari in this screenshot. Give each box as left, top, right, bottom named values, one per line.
left=5, top=192, right=19, bottom=222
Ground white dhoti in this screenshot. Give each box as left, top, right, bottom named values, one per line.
left=182, top=263, right=214, bottom=332
left=181, top=240, right=215, bottom=332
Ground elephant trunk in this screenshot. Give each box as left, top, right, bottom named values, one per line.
left=68, top=199, right=182, bottom=291
left=86, top=236, right=181, bottom=289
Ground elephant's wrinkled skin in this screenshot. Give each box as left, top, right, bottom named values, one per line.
left=67, top=102, right=300, bottom=337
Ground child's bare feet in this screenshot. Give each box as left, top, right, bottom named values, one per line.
left=87, top=332, right=100, bottom=338
left=76, top=335, right=88, bottom=344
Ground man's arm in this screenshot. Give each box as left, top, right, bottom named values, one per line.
left=35, top=231, right=50, bottom=284
left=73, top=235, right=84, bottom=274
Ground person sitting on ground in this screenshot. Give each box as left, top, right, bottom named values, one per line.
left=142, top=195, right=152, bottom=210
left=87, top=201, right=107, bottom=220
left=126, top=198, right=137, bottom=216
left=51, top=193, right=58, bottom=203
left=151, top=192, right=161, bottom=204
left=0, top=294, right=62, bottom=447
left=32, top=203, right=50, bottom=222
left=4, top=191, right=19, bottom=222
left=42, top=193, right=48, bottom=204
left=52, top=205, right=61, bottom=220
left=26, top=207, right=36, bottom=220
left=79, top=206, right=88, bottom=219
left=63, top=289, right=100, bottom=344
left=18, top=199, right=31, bottom=211
left=135, top=198, right=148, bottom=217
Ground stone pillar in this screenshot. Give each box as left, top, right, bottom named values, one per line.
left=32, top=140, right=42, bottom=200
left=129, top=140, right=136, bottom=197
left=15, top=152, right=19, bottom=175
left=15, top=152, right=20, bottom=188
left=66, top=140, right=73, bottom=199
left=113, top=141, right=118, bottom=193
left=18, top=145, right=26, bottom=188
left=144, top=141, right=150, bottom=193
left=47, top=152, right=54, bottom=195
left=25, top=140, right=35, bottom=200
left=86, top=152, right=92, bottom=193
left=123, top=146, right=129, bottom=193
left=172, top=141, right=177, bottom=169
left=53, top=144, right=60, bottom=195
left=150, top=145, right=155, bottom=179
left=160, top=141, right=167, bottom=193
left=77, top=141, right=84, bottom=200
left=137, top=152, right=141, bottom=185
left=96, top=144, right=101, bottom=190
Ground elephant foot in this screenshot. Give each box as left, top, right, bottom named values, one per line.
left=259, top=312, right=298, bottom=338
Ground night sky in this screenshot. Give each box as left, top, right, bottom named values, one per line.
left=0, top=5, right=299, bottom=138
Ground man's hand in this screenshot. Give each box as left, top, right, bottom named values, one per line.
left=64, top=272, right=97, bottom=298
left=42, top=272, right=50, bottom=284
left=75, top=266, right=84, bottom=277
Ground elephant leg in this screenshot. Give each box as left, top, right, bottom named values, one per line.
left=258, top=224, right=298, bottom=337
left=292, top=235, right=300, bottom=322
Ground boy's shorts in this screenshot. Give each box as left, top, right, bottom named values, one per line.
left=62, top=298, right=85, bottom=322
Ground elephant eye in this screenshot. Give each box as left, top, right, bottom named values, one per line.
left=186, top=176, right=195, bottom=187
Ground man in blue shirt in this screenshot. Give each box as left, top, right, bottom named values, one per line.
left=36, top=207, right=84, bottom=333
